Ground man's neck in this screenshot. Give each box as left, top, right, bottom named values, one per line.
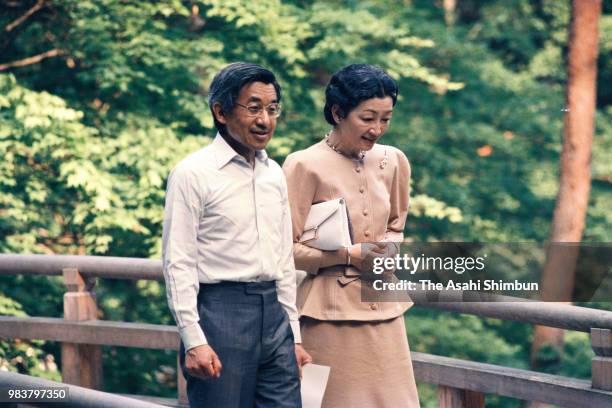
left=220, top=131, right=256, bottom=165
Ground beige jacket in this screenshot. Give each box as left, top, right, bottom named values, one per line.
left=283, top=140, right=413, bottom=321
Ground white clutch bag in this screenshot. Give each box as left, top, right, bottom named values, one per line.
left=299, top=198, right=353, bottom=251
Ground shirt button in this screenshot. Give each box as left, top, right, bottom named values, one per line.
left=364, top=230, right=371, bottom=237
left=359, top=186, right=365, bottom=193
left=369, top=303, right=378, bottom=310
left=363, top=209, right=369, bottom=216
left=355, top=167, right=361, bottom=173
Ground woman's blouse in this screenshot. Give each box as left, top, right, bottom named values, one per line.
left=283, top=140, right=413, bottom=321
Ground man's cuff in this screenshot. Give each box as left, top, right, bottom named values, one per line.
left=290, top=320, right=302, bottom=343
left=180, top=322, right=208, bottom=352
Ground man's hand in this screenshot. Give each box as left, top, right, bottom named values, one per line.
left=185, top=344, right=222, bottom=380
left=294, top=344, right=312, bottom=379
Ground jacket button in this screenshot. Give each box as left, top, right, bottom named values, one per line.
left=363, top=209, right=369, bottom=216
left=364, top=230, right=370, bottom=237
left=359, top=186, right=365, bottom=193
left=369, top=303, right=378, bottom=310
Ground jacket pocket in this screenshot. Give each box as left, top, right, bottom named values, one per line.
left=337, top=276, right=360, bottom=287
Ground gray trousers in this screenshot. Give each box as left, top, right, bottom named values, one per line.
left=180, top=281, right=301, bottom=408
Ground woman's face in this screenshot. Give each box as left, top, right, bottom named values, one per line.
left=333, top=96, right=394, bottom=152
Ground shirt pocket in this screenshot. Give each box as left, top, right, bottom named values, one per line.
left=202, top=202, right=254, bottom=243
left=258, top=199, right=284, bottom=243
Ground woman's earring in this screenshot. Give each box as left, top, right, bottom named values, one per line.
left=332, top=108, right=343, bottom=124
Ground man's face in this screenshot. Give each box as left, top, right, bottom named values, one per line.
left=216, top=82, right=278, bottom=151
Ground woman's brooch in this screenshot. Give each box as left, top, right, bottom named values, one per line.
left=379, top=149, right=388, bottom=169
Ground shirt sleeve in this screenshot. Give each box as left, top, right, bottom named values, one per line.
left=282, top=154, right=328, bottom=275
left=162, top=165, right=208, bottom=352
left=385, top=148, right=411, bottom=243
left=276, top=174, right=302, bottom=343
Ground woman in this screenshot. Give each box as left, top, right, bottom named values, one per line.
left=283, top=64, right=420, bottom=407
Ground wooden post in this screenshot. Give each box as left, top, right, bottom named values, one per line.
left=438, top=385, right=485, bottom=408
left=61, top=268, right=102, bottom=389
left=591, top=328, right=612, bottom=390
left=177, top=352, right=188, bottom=405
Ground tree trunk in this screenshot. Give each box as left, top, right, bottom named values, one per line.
left=528, top=2, right=601, bottom=406
left=443, top=0, right=457, bottom=26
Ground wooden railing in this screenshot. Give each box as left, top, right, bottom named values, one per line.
left=0, top=254, right=187, bottom=407
left=0, top=254, right=611, bottom=407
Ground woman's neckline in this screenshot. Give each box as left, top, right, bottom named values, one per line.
left=323, top=133, right=365, bottom=162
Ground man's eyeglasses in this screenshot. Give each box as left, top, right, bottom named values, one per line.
left=236, top=103, right=282, bottom=118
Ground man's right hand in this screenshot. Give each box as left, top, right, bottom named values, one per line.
left=185, top=344, right=222, bottom=380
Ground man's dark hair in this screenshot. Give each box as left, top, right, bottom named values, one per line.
left=208, top=62, right=282, bottom=134
left=323, top=64, right=398, bottom=126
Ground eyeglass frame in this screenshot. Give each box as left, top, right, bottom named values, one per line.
left=235, top=102, right=282, bottom=118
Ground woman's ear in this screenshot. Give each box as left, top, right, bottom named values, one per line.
left=212, top=103, right=227, bottom=125
left=331, top=105, right=344, bottom=124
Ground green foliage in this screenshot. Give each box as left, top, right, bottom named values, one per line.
left=531, top=331, right=594, bottom=379
left=407, top=310, right=524, bottom=367
left=409, top=309, right=527, bottom=408
left=103, top=347, right=177, bottom=397
left=0, top=72, right=205, bottom=255
left=559, top=331, right=595, bottom=379
left=0, top=293, right=60, bottom=381
left=0, top=293, right=26, bottom=317
left=0, top=74, right=97, bottom=253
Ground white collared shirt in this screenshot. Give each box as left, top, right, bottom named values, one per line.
left=162, top=133, right=301, bottom=351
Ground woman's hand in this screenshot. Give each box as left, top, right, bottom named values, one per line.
left=348, top=242, right=400, bottom=275
left=377, top=242, right=401, bottom=276
left=347, top=243, right=386, bottom=272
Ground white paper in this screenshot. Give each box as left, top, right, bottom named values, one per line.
left=296, top=269, right=308, bottom=287
left=301, top=363, right=331, bottom=408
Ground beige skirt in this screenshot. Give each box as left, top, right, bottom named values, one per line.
left=301, top=316, right=420, bottom=408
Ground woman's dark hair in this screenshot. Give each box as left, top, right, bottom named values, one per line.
left=323, top=64, right=398, bottom=126
left=208, top=62, right=282, bottom=134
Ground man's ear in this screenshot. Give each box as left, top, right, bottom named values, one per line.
left=212, top=103, right=228, bottom=125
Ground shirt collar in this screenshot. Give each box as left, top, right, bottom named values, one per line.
left=212, top=133, right=269, bottom=169
left=256, top=147, right=269, bottom=164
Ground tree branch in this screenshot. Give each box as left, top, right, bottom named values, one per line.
left=4, top=0, right=46, bottom=33
left=0, top=48, right=64, bottom=71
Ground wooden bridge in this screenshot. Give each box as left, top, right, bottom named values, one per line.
left=0, top=254, right=611, bottom=407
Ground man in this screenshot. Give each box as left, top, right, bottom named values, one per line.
left=162, top=62, right=311, bottom=407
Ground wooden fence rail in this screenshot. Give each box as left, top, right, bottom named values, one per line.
left=2, top=254, right=611, bottom=332
left=1, top=315, right=611, bottom=407
left=1, top=254, right=611, bottom=407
